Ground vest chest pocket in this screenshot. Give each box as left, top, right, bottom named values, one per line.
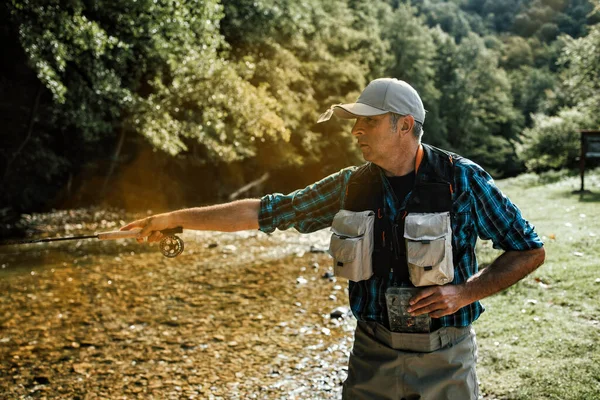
left=404, top=212, right=454, bottom=286
left=328, top=210, right=375, bottom=282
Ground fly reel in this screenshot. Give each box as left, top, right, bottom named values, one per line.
left=0, top=225, right=186, bottom=258
left=159, top=234, right=185, bottom=258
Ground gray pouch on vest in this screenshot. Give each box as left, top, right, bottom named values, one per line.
left=404, top=212, right=454, bottom=287
left=328, top=210, right=375, bottom=282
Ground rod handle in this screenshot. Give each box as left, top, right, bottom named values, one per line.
left=97, top=227, right=183, bottom=241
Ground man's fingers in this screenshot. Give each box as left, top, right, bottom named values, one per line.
left=408, top=297, right=438, bottom=315
left=148, top=231, right=163, bottom=243
left=138, top=218, right=156, bottom=239
left=121, top=220, right=145, bottom=231
left=410, top=303, right=441, bottom=316
left=122, top=218, right=154, bottom=243
left=407, top=287, right=438, bottom=313
left=409, top=298, right=454, bottom=317
left=123, top=215, right=170, bottom=244
left=409, top=287, right=436, bottom=306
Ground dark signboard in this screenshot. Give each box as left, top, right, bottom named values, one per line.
left=578, top=130, right=600, bottom=192
left=584, top=134, right=600, bottom=158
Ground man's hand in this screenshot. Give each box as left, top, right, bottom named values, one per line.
left=121, top=214, right=172, bottom=243
left=407, top=285, right=470, bottom=318
left=119, top=199, right=261, bottom=245
left=407, top=248, right=545, bottom=318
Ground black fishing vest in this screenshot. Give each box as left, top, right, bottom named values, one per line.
left=344, top=144, right=459, bottom=281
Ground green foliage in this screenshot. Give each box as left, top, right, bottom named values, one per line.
left=216, top=0, right=397, bottom=170
left=416, top=0, right=480, bottom=41
left=405, top=0, right=596, bottom=175
left=518, top=5, right=600, bottom=172
left=383, top=3, right=443, bottom=144
left=508, top=66, right=557, bottom=125
left=2, top=0, right=600, bottom=212
left=559, top=22, right=600, bottom=118
left=462, top=0, right=595, bottom=40
left=133, top=57, right=290, bottom=161
left=2, top=0, right=237, bottom=210
left=517, top=108, right=591, bottom=171
left=500, top=36, right=534, bottom=68
left=431, top=32, right=524, bottom=174
left=8, top=0, right=228, bottom=140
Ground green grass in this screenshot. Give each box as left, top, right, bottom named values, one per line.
left=475, top=169, right=600, bottom=400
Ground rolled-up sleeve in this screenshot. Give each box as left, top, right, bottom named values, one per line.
left=465, top=162, right=544, bottom=251
left=258, top=167, right=355, bottom=234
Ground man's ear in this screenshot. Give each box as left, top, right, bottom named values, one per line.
left=401, top=115, right=415, bottom=135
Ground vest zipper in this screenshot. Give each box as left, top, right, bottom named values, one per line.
left=391, top=211, right=407, bottom=261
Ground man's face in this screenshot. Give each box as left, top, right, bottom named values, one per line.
left=351, top=113, right=402, bottom=165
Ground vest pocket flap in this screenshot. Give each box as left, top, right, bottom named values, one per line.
left=328, top=235, right=360, bottom=263
left=403, top=212, right=449, bottom=241
left=406, top=238, right=446, bottom=267
left=331, top=209, right=375, bottom=237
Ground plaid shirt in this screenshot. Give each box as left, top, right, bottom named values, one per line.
left=258, top=152, right=543, bottom=327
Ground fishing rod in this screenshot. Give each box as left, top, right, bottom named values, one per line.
left=0, top=227, right=185, bottom=258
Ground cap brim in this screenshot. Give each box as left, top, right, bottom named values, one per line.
left=333, top=103, right=388, bottom=119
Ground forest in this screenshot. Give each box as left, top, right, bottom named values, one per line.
left=1, top=0, right=599, bottom=215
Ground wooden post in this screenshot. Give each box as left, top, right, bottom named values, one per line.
left=580, top=130, right=585, bottom=192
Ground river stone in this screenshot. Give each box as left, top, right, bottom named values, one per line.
left=330, top=306, right=350, bottom=319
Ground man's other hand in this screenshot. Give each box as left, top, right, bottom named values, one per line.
left=407, top=285, right=470, bottom=318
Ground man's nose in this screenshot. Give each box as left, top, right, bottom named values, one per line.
left=351, top=120, right=364, bottom=136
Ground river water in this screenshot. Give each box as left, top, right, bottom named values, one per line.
left=0, top=210, right=354, bottom=399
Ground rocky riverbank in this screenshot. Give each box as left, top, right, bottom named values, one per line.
left=0, top=208, right=354, bottom=399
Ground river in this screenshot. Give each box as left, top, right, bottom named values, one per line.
left=0, top=209, right=354, bottom=399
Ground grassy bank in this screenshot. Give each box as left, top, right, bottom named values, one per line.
left=476, top=169, right=600, bottom=400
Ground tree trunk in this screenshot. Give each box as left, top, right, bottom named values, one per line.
left=2, top=81, right=43, bottom=183
left=101, top=127, right=126, bottom=198
left=228, top=172, right=270, bottom=201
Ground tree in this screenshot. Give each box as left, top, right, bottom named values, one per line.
left=434, top=33, right=524, bottom=176
left=508, top=66, right=557, bottom=126
left=218, top=0, right=394, bottom=175
left=517, top=109, right=591, bottom=171
left=517, top=2, right=600, bottom=171
left=2, top=0, right=240, bottom=209
left=383, top=3, right=444, bottom=145
left=500, top=36, right=534, bottom=69
left=416, top=0, right=474, bottom=41
left=559, top=20, right=600, bottom=118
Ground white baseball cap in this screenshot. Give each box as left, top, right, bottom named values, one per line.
left=317, top=78, right=426, bottom=124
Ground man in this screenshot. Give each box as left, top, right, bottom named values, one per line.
left=122, top=78, right=545, bottom=399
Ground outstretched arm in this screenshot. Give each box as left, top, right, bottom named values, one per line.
left=121, top=199, right=261, bottom=243
left=408, top=247, right=545, bottom=318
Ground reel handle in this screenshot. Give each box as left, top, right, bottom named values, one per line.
left=98, top=227, right=183, bottom=240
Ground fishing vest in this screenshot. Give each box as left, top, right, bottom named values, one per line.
left=342, top=143, right=459, bottom=284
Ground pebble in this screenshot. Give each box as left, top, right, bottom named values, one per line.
left=330, top=307, right=350, bottom=319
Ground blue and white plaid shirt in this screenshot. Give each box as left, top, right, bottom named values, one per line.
left=258, top=150, right=543, bottom=327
